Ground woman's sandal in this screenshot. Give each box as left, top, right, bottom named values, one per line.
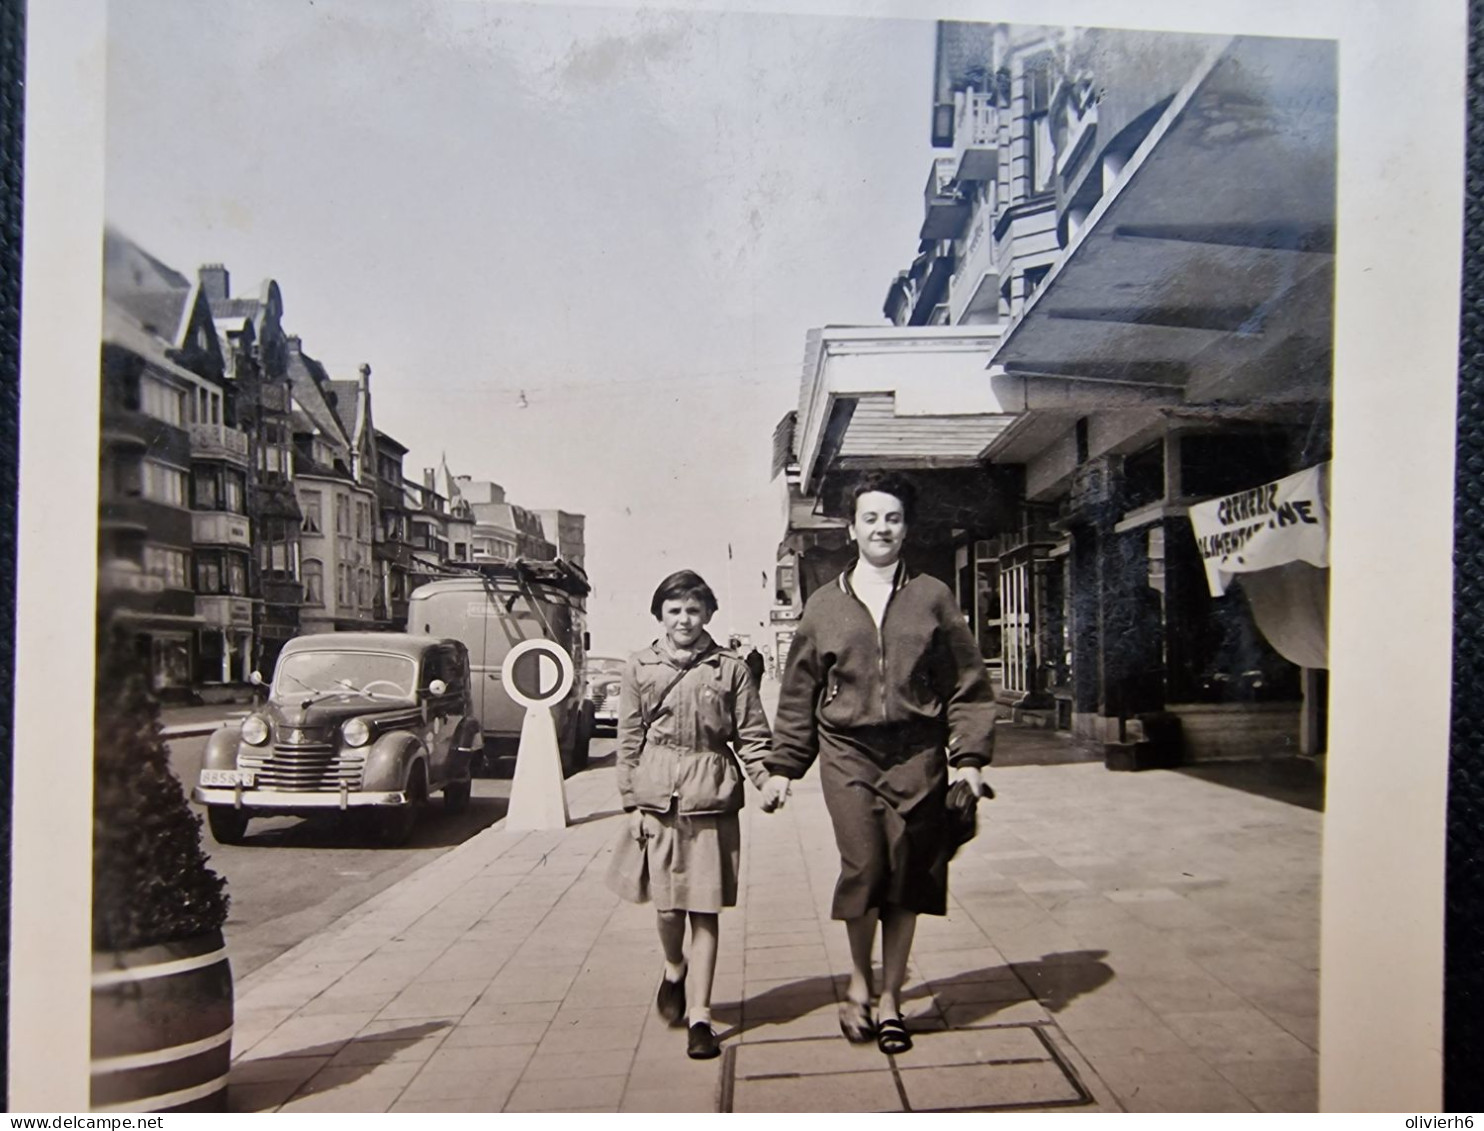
left=838, top=999, right=876, bottom=1044
left=876, top=1015, right=912, bottom=1055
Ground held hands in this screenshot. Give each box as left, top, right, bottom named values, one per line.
left=948, top=764, right=988, bottom=799
left=760, top=774, right=792, bottom=813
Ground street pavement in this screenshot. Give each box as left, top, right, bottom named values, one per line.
left=166, top=731, right=520, bottom=979
left=217, top=684, right=1322, bottom=1113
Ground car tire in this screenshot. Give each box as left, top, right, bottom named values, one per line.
left=378, top=764, right=426, bottom=847
left=207, top=807, right=249, bottom=846
left=443, top=778, right=472, bottom=814
left=571, top=701, right=594, bottom=772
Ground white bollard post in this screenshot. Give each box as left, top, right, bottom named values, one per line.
left=505, top=705, right=570, bottom=830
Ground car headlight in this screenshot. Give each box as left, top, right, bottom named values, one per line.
left=241, top=714, right=270, bottom=746
left=342, top=717, right=372, bottom=747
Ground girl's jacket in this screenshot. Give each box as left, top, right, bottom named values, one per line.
left=767, top=563, right=997, bottom=779
left=615, top=639, right=772, bottom=815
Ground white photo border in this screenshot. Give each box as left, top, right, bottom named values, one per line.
left=9, top=0, right=1466, bottom=1113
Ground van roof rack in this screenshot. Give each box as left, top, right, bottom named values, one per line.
left=438, top=557, right=591, bottom=597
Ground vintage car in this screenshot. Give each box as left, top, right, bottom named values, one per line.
left=584, top=655, right=625, bottom=732
left=193, top=632, right=481, bottom=847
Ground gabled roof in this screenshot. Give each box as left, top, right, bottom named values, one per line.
left=103, top=227, right=194, bottom=342
left=328, top=380, right=363, bottom=440
left=287, top=345, right=352, bottom=449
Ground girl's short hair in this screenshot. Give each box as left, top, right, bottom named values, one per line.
left=650, top=570, right=719, bottom=619
left=850, top=471, right=917, bottom=525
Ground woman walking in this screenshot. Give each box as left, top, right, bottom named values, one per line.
left=763, top=473, right=996, bottom=1055
left=608, top=570, right=779, bottom=1059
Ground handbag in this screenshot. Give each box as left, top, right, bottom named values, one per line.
left=944, top=777, right=994, bottom=856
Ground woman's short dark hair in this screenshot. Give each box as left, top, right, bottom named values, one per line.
left=850, top=471, right=917, bottom=525
left=650, top=570, right=719, bottom=619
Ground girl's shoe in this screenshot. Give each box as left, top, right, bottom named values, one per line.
left=687, top=1021, right=720, bottom=1060
left=656, top=967, right=687, bottom=1025
left=876, top=1014, right=912, bottom=1055
left=838, top=999, right=875, bottom=1044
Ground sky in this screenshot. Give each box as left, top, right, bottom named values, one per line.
left=103, top=0, right=939, bottom=652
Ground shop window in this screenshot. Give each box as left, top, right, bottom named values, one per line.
left=1181, top=432, right=1294, bottom=500
left=151, top=634, right=192, bottom=690
left=975, top=551, right=1002, bottom=664
left=1122, top=442, right=1165, bottom=510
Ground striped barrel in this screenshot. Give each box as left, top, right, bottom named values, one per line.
left=90, top=930, right=233, bottom=1113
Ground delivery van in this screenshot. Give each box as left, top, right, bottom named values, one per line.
left=407, top=559, right=595, bottom=776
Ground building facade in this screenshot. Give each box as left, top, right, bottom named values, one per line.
left=205, top=264, right=303, bottom=675
left=535, top=509, right=586, bottom=571
left=775, top=26, right=1335, bottom=766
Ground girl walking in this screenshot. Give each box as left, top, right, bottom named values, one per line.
left=607, top=570, right=782, bottom=1059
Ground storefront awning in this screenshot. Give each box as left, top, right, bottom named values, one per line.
left=795, top=326, right=1013, bottom=495
left=988, top=35, right=1336, bottom=412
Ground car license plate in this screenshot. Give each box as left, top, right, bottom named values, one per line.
left=200, top=769, right=254, bottom=787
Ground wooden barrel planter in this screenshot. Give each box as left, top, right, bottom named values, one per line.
left=90, top=930, right=233, bottom=1113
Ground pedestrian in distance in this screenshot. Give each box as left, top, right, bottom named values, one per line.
left=744, top=645, right=766, bottom=688
left=762, top=472, right=996, bottom=1056
left=607, top=570, right=785, bottom=1060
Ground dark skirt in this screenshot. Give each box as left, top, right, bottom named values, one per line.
left=817, top=721, right=951, bottom=919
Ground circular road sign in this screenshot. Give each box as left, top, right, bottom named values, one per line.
left=502, top=638, right=576, bottom=710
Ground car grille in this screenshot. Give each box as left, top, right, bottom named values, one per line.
left=240, top=741, right=367, bottom=792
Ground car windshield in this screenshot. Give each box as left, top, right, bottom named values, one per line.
left=272, top=651, right=418, bottom=702
left=588, top=657, right=624, bottom=677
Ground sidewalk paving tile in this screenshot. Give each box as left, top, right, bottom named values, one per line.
left=504, top=1073, right=628, bottom=1112
left=898, top=1061, right=1083, bottom=1111
left=732, top=1068, right=904, bottom=1113
left=225, top=745, right=1321, bottom=1113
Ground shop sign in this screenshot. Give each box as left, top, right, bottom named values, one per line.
left=1188, top=463, right=1329, bottom=596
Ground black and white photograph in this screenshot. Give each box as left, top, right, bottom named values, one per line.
left=5, top=0, right=1467, bottom=1116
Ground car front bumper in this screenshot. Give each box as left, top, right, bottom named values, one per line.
left=193, top=786, right=410, bottom=810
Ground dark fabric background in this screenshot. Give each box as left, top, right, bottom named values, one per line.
left=0, top=0, right=1480, bottom=1113
left=0, top=0, right=23, bottom=1107
left=1446, top=0, right=1484, bottom=1111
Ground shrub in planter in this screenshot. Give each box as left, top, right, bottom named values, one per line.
left=91, top=618, right=234, bottom=1113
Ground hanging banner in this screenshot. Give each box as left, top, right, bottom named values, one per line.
left=1188, top=463, right=1330, bottom=597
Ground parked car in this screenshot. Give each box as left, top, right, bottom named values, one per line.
left=408, top=560, right=594, bottom=776
left=193, top=632, right=481, bottom=847
left=585, top=656, right=625, bottom=732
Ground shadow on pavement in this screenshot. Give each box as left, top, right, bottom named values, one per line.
left=723, top=950, right=1115, bottom=1037
left=569, top=806, right=626, bottom=827
left=1175, top=757, right=1324, bottom=812
left=231, top=1021, right=451, bottom=1107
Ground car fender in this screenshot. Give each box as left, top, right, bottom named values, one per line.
left=203, top=724, right=246, bottom=772
left=362, top=730, right=426, bottom=792
left=453, top=717, right=482, bottom=754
